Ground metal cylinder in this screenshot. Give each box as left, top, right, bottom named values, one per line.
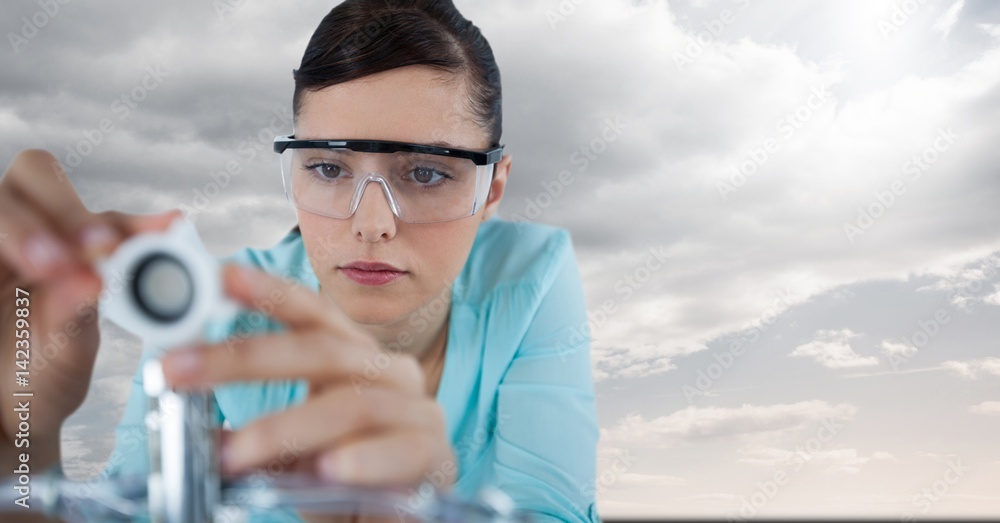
left=144, top=360, right=220, bottom=523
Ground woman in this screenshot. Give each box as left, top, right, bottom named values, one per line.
left=0, top=1, right=599, bottom=522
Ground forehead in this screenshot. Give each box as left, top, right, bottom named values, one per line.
left=295, top=65, right=487, bottom=150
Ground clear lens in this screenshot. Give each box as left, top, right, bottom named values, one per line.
left=280, top=148, right=493, bottom=223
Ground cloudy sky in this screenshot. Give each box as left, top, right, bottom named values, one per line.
left=3, top=0, right=1000, bottom=519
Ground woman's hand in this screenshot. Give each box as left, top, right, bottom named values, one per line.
left=0, top=149, right=182, bottom=472
left=159, top=263, right=456, bottom=521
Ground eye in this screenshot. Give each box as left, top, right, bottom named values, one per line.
left=409, top=166, right=453, bottom=186
left=303, top=161, right=347, bottom=180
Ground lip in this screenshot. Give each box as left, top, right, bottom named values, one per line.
left=339, top=260, right=407, bottom=286
left=342, top=261, right=405, bottom=272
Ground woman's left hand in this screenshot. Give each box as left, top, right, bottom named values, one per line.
left=160, top=263, right=456, bottom=519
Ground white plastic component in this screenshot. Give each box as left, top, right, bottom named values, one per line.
left=143, top=359, right=166, bottom=397
left=96, top=216, right=240, bottom=351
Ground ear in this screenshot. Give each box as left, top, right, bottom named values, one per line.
left=481, top=153, right=511, bottom=221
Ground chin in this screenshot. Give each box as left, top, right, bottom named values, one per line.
left=327, top=283, right=410, bottom=326
left=344, top=304, right=404, bottom=326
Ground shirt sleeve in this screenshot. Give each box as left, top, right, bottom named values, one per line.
left=491, top=231, right=602, bottom=523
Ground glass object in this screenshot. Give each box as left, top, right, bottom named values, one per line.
left=0, top=467, right=534, bottom=523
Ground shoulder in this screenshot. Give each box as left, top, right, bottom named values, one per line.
left=217, top=226, right=317, bottom=286
left=454, top=217, right=579, bottom=305
left=202, top=227, right=315, bottom=343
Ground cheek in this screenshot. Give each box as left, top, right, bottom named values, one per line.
left=415, top=222, right=479, bottom=281
left=298, top=213, right=349, bottom=266
left=299, top=210, right=333, bottom=233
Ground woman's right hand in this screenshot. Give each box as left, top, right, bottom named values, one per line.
left=0, top=149, right=182, bottom=471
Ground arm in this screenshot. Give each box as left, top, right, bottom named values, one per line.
left=492, top=232, right=602, bottom=523
left=0, top=442, right=64, bottom=523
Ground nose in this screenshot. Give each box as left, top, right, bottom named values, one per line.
left=350, top=177, right=397, bottom=242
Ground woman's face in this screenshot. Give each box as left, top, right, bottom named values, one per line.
left=294, top=65, right=510, bottom=327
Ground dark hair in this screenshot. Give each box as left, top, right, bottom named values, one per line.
left=288, top=0, right=503, bottom=236
left=291, top=0, right=503, bottom=147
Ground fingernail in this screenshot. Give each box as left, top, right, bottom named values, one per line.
left=79, top=224, right=118, bottom=257
left=320, top=453, right=352, bottom=481
left=165, top=347, right=203, bottom=380
left=233, top=264, right=256, bottom=286
left=219, top=442, right=234, bottom=472
left=23, top=233, right=69, bottom=273
left=220, top=438, right=249, bottom=474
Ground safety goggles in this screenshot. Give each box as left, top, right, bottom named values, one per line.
left=273, top=135, right=504, bottom=224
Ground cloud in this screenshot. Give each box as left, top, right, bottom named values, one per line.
left=880, top=340, right=918, bottom=357
left=591, top=437, right=687, bottom=491
left=59, top=425, right=100, bottom=480
left=91, top=376, right=134, bottom=409
left=592, top=444, right=686, bottom=492
left=932, top=0, right=966, bottom=37
left=789, top=329, right=879, bottom=369
left=872, top=451, right=897, bottom=461
left=983, top=284, right=1000, bottom=305
left=616, top=473, right=687, bottom=488
left=981, top=23, right=1000, bottom=39
left=562, top=25, right=1000, bottom=379
left=916, top=254, right=1000, bottom=310
left=968, top=401, right=1000, bottom=415
left=917, top=451, right=962, bottom=461
left=943, top=357, right=1000, bottom=379
left=592, top=345, right=676, bottom=382
left=737, top=445, right=896, bottom=474
left=602, top=401, right=857, bottom=448
left=678, top=493, right=742, bottom=502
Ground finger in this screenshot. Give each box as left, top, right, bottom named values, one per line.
left=161, top=332, right=423, bottom=395
left=0, top=189, right=73, bottom=281
left=299, top=513, right=359, bottom=523
left=1, top=150, right=87, bottom=233
left=0, top=151, right=183, bottom=267
left=1, top=149, right=116, bottom=263
left=315, top=428, right=455, bottom=488
left=219, top=387, right=442, bottom=475
left=221, top=263, right=363, bottom=336
left=219, top=427, right=235, bottom=448
left=30, top=270, right=103, bottom=387
left=39, top=267, right=104, bottom=332
left=28, top=211, right=186, bottom=318
left=298, top=511, right=358, bottom=523
left=86, top=208, right=185, bottom=262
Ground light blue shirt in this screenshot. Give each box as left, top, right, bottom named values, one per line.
left=104, top=216, right=600, bottom=523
